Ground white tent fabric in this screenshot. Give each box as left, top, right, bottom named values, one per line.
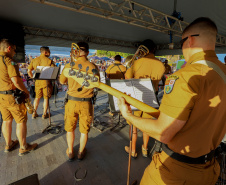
left=0, top=0, right=226, bottom=54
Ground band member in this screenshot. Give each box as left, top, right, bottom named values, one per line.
left=163, top=59, right=172, bottom=74
left=105, top=55, right=126, bottom=79
left=0, top=39, right=38, bottom=156
left=27, top=46, right=55, bottom=119
left=162, top=59, right=172, bottom=86
left=60, top=42, right=99, bottom=161
left=124, top=39, right=165, bottom=158
left=118, top=17, right=226, bottom=184
left=106, top=54, right=127, bottom=116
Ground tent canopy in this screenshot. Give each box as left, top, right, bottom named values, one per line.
left=1, top=0, right=226, bottom=55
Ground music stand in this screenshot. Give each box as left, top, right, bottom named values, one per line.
left=91, top=73, right=108, bottom=132
left=33, top=66, right=62, bottom=134
left=52, top=64, right=65, bottom=108
left=106, top=78, right=160, bottom=131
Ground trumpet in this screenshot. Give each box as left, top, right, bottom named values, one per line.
left=126, top=45, right=149, bottom=69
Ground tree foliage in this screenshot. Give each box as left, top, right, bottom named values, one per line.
left=179, top=55, right=185, bottom=59
left=96, top=50, right=132, bottom=58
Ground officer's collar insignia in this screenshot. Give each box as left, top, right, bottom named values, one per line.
left=164, top=75, right=179, bottom=94
left=11, top=61, right=17, bottom=65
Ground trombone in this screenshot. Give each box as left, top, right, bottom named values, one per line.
left=126, top=45, right=149, bottom=69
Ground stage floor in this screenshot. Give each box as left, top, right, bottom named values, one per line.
left=0, top=90, right=155, bottom=185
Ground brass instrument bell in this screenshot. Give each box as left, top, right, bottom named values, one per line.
left=71, top=43, right=80, bottom=63
left=127, top=45, right=149, bottom=69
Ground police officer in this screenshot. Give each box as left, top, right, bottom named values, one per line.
left=118, top=17, right=226, bottom=184
left=124, top=39, right=165, bottom=158
left=60, top=42, right=99, bottom=161
left=27, top=46, right=55, bottom=119
left=105, top=55, right=126, bottom=79
left=0, top=39, right=38, bottom=156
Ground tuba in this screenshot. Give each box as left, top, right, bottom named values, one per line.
left=126, top=45, right=149, bottom=69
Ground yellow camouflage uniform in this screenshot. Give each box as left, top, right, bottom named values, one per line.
left=140, top=51, right=226, bottom=185
left=0, top=52, right=27, bottom=123
left=105, top=61, right=126, bottom=79
left=28, top=54, right=55, bottom=99
left=60, top=56, right=99, bottom=133
left=125, top=53, right=165, bottom=118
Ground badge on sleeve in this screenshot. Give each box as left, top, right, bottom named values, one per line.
left=164, top=75, right=179, bottom=94
left=11, top=61, right=17, bottom=65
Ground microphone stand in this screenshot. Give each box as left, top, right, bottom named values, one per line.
left=41, top=80, right=62, bottom=134
left=52, top=64, right=64, bottom=108
left=127, top=124, right=137, bottom=185
left=127, top=124, right=133, bottom=185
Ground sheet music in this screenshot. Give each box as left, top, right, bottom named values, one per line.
left=109, top=79, right=159, bottom=112
left=60, top=65, right=65, bottom=74
left=51, top=67, right=60, bottom=79
left=36, top=66, right=43, bottom=73
left=100, top=72, right=106, bottom=84
left=33, top=66, right=43, bottom=78
left=34, top=66, right=60, bottom=80
left=39, top=67, right=54, bottom=79
left=132, top=79, right=159, bottom=108
left=110, top=80, right=137, bottom=111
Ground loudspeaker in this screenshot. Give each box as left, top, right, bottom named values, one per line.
left=0, top=19, right=25, bottom=62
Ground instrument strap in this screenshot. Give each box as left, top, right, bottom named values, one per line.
left=0, top=55, right=6, bottom=66
left=109, top=63, right=125, bottom=79
left=193, top=60, right=226, bottom=83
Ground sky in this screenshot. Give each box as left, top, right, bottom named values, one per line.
left=25, top=45, right=226, bottom=64
left=216, top=54, right=226, bottom=64
left=25, top=45, right=96, bottom=57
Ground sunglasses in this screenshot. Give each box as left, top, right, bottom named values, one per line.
left=180, top=34, right=200, bottom=47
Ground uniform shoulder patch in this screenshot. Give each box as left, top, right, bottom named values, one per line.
left=164, top=75, right=179, bottom=94
left=11, top=61, right=17, bottom=65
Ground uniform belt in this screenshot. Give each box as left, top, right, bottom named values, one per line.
left=68, top=95, right=92, bottom=102
left=0, top=90, right=14, bottom=94
left=162, top=144, right=215, bottom=164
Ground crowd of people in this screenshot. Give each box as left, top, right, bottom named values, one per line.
left=0, top=16, right=225, bottom=185
left=19, top=54, right=128, bottom=90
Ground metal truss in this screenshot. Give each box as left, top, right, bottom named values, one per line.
left=31, top=0, right=188, bottom=37
left=216, top=35, right=226, bottom=46
left=30, top=0, right=226, bottom=46
left=23, top=26, right=136, bottom=48
left=157, top=42, right=181, bottom=50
